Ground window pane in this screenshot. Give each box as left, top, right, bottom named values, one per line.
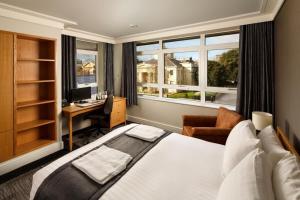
left=137, top=86, right=159, bottom=97
left=164, top=52, right=199, bottom=85
left=163, top=89, right=200, bottom=100
left=206, top=33, right=239, bottom=45
left=137, top=55, right=158, bottom=84
left=205, top=92, right=237, bottom=106
left=163, top=37, right=200, bottom=49
left=91, top=87, right=98, bottom=95
left=136, top=42, right=159, bottom=51
left=207, top=48, right=239, bottom=88
left=76, top=53, right=97, bottom=91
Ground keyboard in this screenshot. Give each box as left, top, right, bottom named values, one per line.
left=75, top=100, right=105, bottom=107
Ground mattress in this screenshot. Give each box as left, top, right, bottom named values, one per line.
left=30, top=124, right=225, bottom=200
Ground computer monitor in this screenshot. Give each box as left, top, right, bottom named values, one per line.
left=70, top=87, right=91, bottom=102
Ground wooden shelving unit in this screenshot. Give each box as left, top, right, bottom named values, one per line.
left=17, top=120, right=55, bottom=132
left=17, top=100, right=55, bottom=108
left=14, top=34, right=57, bottom=156
left=15, top=139, right=55, bottom=156
left=17, top=80, right=55, bottom=84
left=17, top=58, right=55, bottom=62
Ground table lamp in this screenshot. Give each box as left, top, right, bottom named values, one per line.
left=252, top=111, right=273, bottom=131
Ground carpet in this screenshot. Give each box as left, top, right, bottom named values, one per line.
left=0, top=125, right=122, bottom=200
left=0, top=167, right=40, bottom=200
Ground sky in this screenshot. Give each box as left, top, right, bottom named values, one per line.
left=137, top=34, right=239, bottom=62
left=77, top=53, right=96, bottom=64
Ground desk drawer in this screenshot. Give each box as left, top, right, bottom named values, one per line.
left=112, top=100, right=125, bottom=114
left=110, top=98, right=126, bottom=128
left=111, top=114, right=125, bottom=127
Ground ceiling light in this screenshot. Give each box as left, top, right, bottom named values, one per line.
left=129, top=24, right=138, bottom=28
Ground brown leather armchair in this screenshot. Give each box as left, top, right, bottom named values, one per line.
left=182, top=107, right=243, bottom=144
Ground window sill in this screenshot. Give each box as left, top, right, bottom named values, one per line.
left=138, top=95, right=236, bottom=111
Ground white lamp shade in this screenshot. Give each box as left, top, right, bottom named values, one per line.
left=252, top=112, right=273, bottom=131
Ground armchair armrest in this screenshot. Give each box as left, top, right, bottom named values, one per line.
left=182, top=115, right=217, bottom=127
left=191, top=127, right=231, bottom=145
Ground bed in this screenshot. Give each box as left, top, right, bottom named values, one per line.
left=30, top=123, right=300, bottom=200
left=30, top=123, right=224, bottom=200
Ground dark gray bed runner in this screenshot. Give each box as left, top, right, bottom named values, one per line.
left=34, top=129, right=171, bottom=200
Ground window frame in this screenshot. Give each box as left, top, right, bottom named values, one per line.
left=136, top=31, right=239, bottom=110
left=76, top=49, right=99, bottom=91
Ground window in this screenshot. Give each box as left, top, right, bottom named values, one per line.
left=136, top=42, right=159, bottom=51
left=163, top=89, right=200, bottom=100
left=164, top=52, right=199, bottom=86
left=205, top=92, right=237, bottom=106
left=136, top=42, right=160, bottom=96
left=163, top=37, right=200, bottom=49
left=207, top=48, right=239, bottom=88
left=137, top=54, right=158, bottom=84
left=136, top=32, right=239, bottom=108
left=76, top=49, right=98, bottom=95
left=205, top=33, right=239, bottom=45
left=137, top=86, right=159, bottom=97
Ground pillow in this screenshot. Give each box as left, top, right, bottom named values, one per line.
left=258, top=125, right=289, bottom=166
left=217, top=148, right=274, bottom=200
left=222, top=120, right=260, bottom=176
left=273, top=154, right=300, bottom=200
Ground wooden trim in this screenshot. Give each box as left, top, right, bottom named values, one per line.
left=17, top=58, right=55, bottom=62
left=17, top=80, right=55, bottom=84
left=16, top=33, right=57, bottom=42
left=277, top=127, right=300, bottom=160
left=17, top=120, right=55, bottom=132
left=13, top=33, right=18, bottom=155
left=0, top=31, right=14, bottom=162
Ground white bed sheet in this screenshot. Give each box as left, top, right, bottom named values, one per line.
left=30, top=124, right=225, bottom=200
left=100, top=133, right=224, bottom=200
left=30, top=123, right=139, bottom=200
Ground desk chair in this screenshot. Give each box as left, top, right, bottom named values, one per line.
left=86, top=94, right=114, bottom=134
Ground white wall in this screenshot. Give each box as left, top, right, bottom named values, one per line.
left=114, top=43, right=123, bottom=96
left=127, top=98, right=217, bottom=132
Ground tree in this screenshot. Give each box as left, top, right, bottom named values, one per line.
left=219, top=49, right=239, bottom=85
left=207, top=60, right=227, bottom=86
left=207, top=49, right=239, bottom=87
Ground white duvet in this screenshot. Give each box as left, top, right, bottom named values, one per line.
left=30, top=124, right=225, bottom=200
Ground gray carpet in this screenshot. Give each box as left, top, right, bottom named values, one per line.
left=0, top=128, right=107, bottom=200
left=0, top=167, right=41, bottom=200
left=0, top=125, right=127, bottom=200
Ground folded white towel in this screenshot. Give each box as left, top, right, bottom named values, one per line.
left=72, top=145, right=132, bottom=184
left=125, top=125, right=165, bottom=142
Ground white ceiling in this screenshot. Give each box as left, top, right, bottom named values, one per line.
left=0, top=0, right=263, bottom=37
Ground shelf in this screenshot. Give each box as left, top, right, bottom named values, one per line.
left=17, top=58, right=55, bottom=62
left=17, top=100, right=55, bottom=108
left=17, top=80, right=55, bottom=84
left=15, top=139, right=55, bottom=156
left=17, top=119, right=55, bottom=132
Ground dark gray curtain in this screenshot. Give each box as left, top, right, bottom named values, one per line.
left=62, top=35, right=77, bottom=104
left=121, top=42, right=137, bottom=106
left=104, top=43, right=114, bottom=95
left=237, top=21, right=274, bottom=119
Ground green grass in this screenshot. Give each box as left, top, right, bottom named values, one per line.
left=167, top=92, right=200, bottom=100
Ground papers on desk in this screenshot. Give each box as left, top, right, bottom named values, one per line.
left=75, top=100, right=105, bottom=107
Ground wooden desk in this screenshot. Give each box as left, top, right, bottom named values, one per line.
left=62, top=97, right=126, bottom=151
left=62, top=102, right=104, bottom=151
